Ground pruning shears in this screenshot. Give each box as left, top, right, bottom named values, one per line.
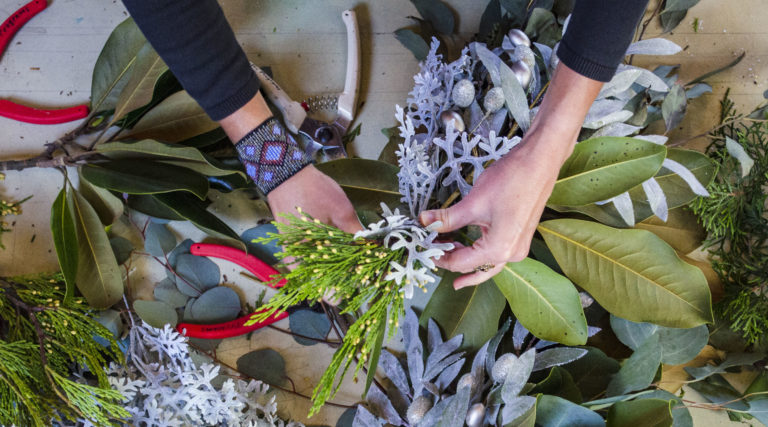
left=0, top=0, right=89, bottom=124
left=251, top=9, right=360, bottom=161
left=176, top=243, right=298, bottom=340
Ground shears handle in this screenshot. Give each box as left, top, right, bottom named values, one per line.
left=0, top=0, right=47, bottom=55
left=337, top=9, right=360, bottom=128
left=250, top=64, right=306, bottom=134
left=177, top=309, right=288, bottom=339
left=0, top=100, right=89, bottom=124
left=190, top=243, right=286, bottom=288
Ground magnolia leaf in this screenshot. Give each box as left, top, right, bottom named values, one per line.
left=51, top=188, right=78, bottom=304
left=501, top=396, right=537, bottom=425
left=69, top=189, right=123, bottom=309
left=536, top=394, right=604, bottom=427
left=610, top=315, right=708, bottom=365
left=494, top=258, right=588, bottom=345
left=550, top=137, right=666, bottom=206
left=499, top=60, right=531, bottom=132
left=563, top=347, right=620, bottom=402
left=241, top=223, right=280, bottom=265
left=111, top=43, right=167, bottom=125
left=394, top=28, right=430, bottom=61
left=421, top=273, right=506, bottom=351
left=538, top=219, right=713, bottom=327
left=81, top=160, right=209, bottom=200
left=316, top=159, right=401, bottom=212
left=626, top=38, right=682, bottom=56
left=411, top=0, right=455, bottom=34
left=126, top=194, right=185, bottom=221
left=662, top=84, right=687, bottom=132
left=153, top=192, right=241, bottom=242
left=607, top=334, right=661, bottom=397
left=236, top=349, right=287, bottom=386
left=144, top=222, right=176, bottom=258
left=725, top=136, right=755, bottom=177
left=419, top=395, right=454, bottom=427
left=109, top=236, right=134, bottom=265
left=289, top=308, right=331, bottom=346
left=499, top=0, right=527, bottom=27
left=122, top=90, right=218, bottom=142
left=91, top=18, right=146, bottom=113
left=479, top=0, right=503, bottom=39
left=97, top=139, right=243, bottom=178
left=189, top=286, right=241, bottom=323
left=606, top=398, right=673, bottom=427
left=153, top=278, right=189, bottom=308
left=79, top=176, right=124, bottom=226
left=533, top=348, right=589, bottom=372
left=133, top=299, right=178, bottom=328
left=635, top=207, right=705, bottom=254
left=174, top=253, right=220, bottom=297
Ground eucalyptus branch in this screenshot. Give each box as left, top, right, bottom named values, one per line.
left=668, top=115, right=768, bottom=147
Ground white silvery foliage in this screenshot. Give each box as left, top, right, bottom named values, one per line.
left=104, top=321, right=299, bottom=427
left=355, top=203, right=454, bottom=299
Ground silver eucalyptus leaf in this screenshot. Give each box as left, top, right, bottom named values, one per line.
left=598, top=69, right=642, bottom=99
left=435, top=383, right=472, bottom=427
left=435, top=359, right=466, bottom=391
left=512, top=320, right=528, bottom=351
left=583, top=110, right=634, bottom=130
left=353, top=405, right=386, bottom=427
left=470, top=342, right=488, bottom=393
left=419, top=395, right=453, bottom=427
left=379, top=350, right=411, bottom=402
left=424, top=352, right=466, bottom=383
left=618, top=64, right=670, bottom=92
left=366, top=383, right=405, bottom=426
left=425, top=334, right=463, bottom=375
left=500, top=395, right=536, bottom=425
left=584, top=99, right=628, bottom=125
left=427, top=318, right=444, bottom=353
left=474, top=43, right=502, bottom=86
left=726, top=136, right=755, bottom=177
left=403, top=310, right=425, bottom=395
left=626, top=38, right=682, bottom=56
left=641, top=177, right=669, bottom=222
left=634, top=134, right=668, bottom=145
left=592, top=122, right=642, bottom=138
left=499, top=61, right=531, bottom=132
left=687, top=82, right=712, bottom=99
left=532, top=347, right=588, bottom=371
left=485, top=319, right=512, bottom=376
left=662, top=158, right=710, bottom=196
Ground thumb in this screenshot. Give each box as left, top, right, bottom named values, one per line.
left=419, top=201, right=475, bottom=233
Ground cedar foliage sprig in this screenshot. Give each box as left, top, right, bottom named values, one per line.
left=690, top=93, right=768, bottom=344
left=247, top=209, right=410, bottom=416
left=0, top=274, right=128, bottom=426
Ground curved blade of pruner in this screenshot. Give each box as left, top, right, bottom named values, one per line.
left=299, top=117, right=347, bottom=161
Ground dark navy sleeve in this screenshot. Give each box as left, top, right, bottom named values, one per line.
left=556, top=0, right=650, bottom=82
left=121, top=0, right=259, bottom=121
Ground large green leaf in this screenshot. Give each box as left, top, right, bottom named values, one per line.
left=68, top=189, right=123, bottom=309
left=126, top=194, right=185, bottom=220
left=634, top=207, right=706, bottom=254
left=494, top=258, right=587, bottom=345
left=421, top=272, right=505, bottom=351
left=538, top=219, right=713, bottom=327
left=81, top=160, right=209, bottom=199
left=535, top=394, right=604, bottom=427
left=121, top=90, right=218, bottom=142
left=152, top=192, right=241, bottom=242
left=549, top=137, right=666, bottom=206
left=606, top=398, right=673, bottom=427
left=563, top=347, right=621, bottom=402
left=411, top=0, right=455, bottom=34
left=97, top=140, right=243, bottom=178
left=78, top=174, right=124, bottom=226
left=111, top=43, right=168, bottom=125
left=91, top=18, right=147, bottom=113
left=316, top=159, right=401, bottom=212
left=552, top=149, right=715, bottom=227
left=51, top=188, right=78, bottom=304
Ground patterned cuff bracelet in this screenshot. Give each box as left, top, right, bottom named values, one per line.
left=234, top=117, right=313, bottom=195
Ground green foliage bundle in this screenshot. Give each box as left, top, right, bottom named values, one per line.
left=691, top=94, right=768, bottom=344
left=0, top=273, right=127, bottom=426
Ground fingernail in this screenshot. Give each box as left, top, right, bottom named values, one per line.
left=419, top=211, right=434, bottom=226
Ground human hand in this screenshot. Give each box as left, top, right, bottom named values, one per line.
left=267, top=164, right=362, bottom=234
left=419, top=131, right=573, bottom=289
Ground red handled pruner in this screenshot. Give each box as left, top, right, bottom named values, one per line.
left=251, top=9, right=360, bottom=161
left=0, top=0, right=89, bottom=124
left=176, top=243, right=295, bottom=339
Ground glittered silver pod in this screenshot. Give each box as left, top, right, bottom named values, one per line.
left=466, top=403, right=486, bottom=427
left=451, top=78, right=476, bottom=108
left=483, top=87, right=505, bottom=113
left=440, top=110, right=466, bottom=132
left=507, top=28, right=531, bottom=47
left=511, top=60, right=532, bottom=90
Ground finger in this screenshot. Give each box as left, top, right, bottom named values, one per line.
left=453, top=263, right=505, bottom=289
left=419, top=199, right=477, bottom=233
left=437, top=237, right=499, bottom=273
left=335, top=209, right=364, bottom=234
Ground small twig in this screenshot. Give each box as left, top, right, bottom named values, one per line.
left=668, top=116, right=768, bottom=147
left=265, top=324, right=341, bottom=347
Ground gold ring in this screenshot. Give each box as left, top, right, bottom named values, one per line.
left=474, top=263, right=495, bottom=273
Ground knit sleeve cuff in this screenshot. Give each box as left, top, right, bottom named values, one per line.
left=556, top=40, right=617, bottom=83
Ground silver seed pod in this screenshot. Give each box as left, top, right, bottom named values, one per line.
left=440, top=110, right=465, bottom=132
left=407, top=395, right=433, bottom=425
left=451, top=79, right=475, bottom=108
left=550, top=42, right=561, bottom=70
left=507, top=28, right=531, bottom=47
left=491, top=353, right=517, bottom=383
left=511, top=60, right=532, bottom=90
left=514, top=44, right=537, bottom=72
left=483, top=87, right=505, bottom=113
left=466, top=403, right=486, bottom=427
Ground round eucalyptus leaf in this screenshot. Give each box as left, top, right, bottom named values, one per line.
left=189, top=286, right=241, bottom=324
left=241, top=223, right=281, bottom=265
left=336, top=408, right=357, bottom=427
left=236, top=348, right=287, bottom=386
left=289, top=308, right=331, bottom=346
left=109, top=236, right=134, bottom=265
left=153, top=278, right=190, bottom=308
left=167, top=239, right=194, bottom=271
left=182, top=299, right=195, bottom=322
left=174, top=253, right=220, bottom=297
left=145, top=222, right=177, bottom=258
left=133, top=299, right=178, bottom=328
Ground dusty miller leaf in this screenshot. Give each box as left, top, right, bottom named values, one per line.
left=662, top=84, right=687, bottom=132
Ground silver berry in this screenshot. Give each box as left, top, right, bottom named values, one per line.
left=457, top=373, right=475, bottom=391
left=407, top=395, right=433, bottom=425
left=492, top=353, right=518, bottom=383
left=483, top=87, right=505, bottom=113
left=452, top=79, right=475, bottom=108
left=511, top=60, right=532, bottom=90
left=465, top=403, right=486, bottom=427
left=507, top=29, right=530, bottom=47
left=440, top=110, right=466, bottom=132
left=514, top=44, right=537, bottom=72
